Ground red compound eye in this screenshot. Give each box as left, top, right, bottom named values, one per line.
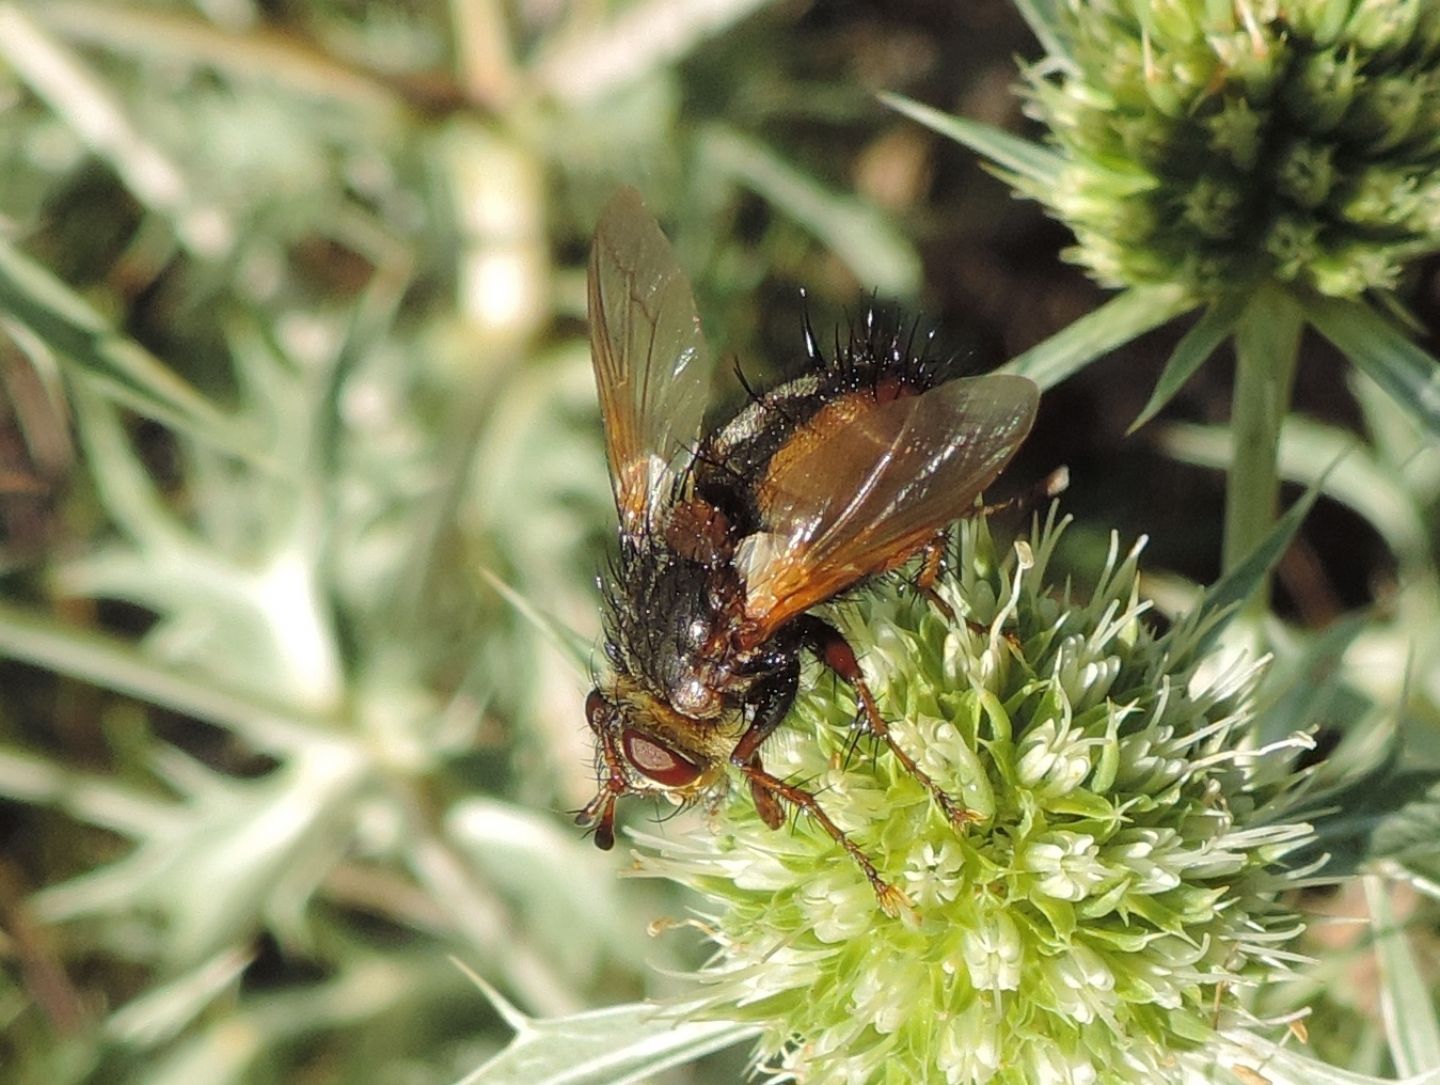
left=621, top=729, right=702, bottom=787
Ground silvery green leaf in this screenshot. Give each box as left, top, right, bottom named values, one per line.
left=0, top=236, right=264, bottom=464
left=35, top=745, right=366, bottom=969
left=1366, top=875, right=1440, bottom=1076
left=456, top=982, right=754, bottom=1085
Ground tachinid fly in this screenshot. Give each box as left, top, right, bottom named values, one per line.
left=577, top=188, right=1039, bottom=914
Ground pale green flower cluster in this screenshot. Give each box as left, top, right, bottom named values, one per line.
left=637, top=513, right=1313, bottom=1084
left=1021, top=0, right=1440, bottom=297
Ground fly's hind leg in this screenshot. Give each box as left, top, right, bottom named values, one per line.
left=921, top=468, right=1070, bottom=633
left=916, top=532, right=995, bottom=641
left=915, top=531, right=956, bottom=622
left=794, top=614, right=978, bottom=832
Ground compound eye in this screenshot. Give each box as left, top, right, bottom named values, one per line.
left=584, top=689, right=609, bottom=730
left=620, top=728, right=703, bottom=788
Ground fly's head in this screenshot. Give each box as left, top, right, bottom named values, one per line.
left=575, top=678, right=729, bottom=850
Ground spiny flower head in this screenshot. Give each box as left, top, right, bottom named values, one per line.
left=1018, top=0, right=1440, bottom=298
left=635, top=512, right=1314, bottom=1084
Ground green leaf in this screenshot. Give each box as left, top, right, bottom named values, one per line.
left=1010, top=0, right=1069, bottom=61
left=1366, top=875, right=1440, bottom=1077
left=699, top=125, right=921, bottom=296
left=1305, top=294, right=1440, bottom=441
left=1301, top=769, right=1440, bottom=878
left=1128, top=293, right=1244, bottom=433
left=0, top=236, right=269, bottom=465
left=878, top=92, right=1065, bottom=187
left=1164, top=476, right=1325, bottom=664
left=1001, top=285, right=1194, bottom=389
left=457, top=985, right=755, bottom=1085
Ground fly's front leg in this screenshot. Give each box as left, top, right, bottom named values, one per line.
left=793, top=613, right=978, bottom=831
left=975, top=465, right=1070, bottom=519
left=737, top=758, right=911, bottom=919
left=734, top=660, right=909, bottom=915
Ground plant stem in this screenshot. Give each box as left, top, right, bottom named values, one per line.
left=1224, top=284, right=1303, bottom=616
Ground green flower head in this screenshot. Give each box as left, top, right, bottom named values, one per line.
left=635, top=512, right=1313, bottom=1084
left=1018, top=0, right=1440, bottom=298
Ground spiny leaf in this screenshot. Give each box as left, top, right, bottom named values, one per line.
left=880, top=91, right=1065, bottom=187
left=455, top=991, right=754, bottom=1085
left=0, top=236, right=268, bottom=464
left=1002, top=285, right=1193, bottom=389
left=1306, top=294, right=1440, bottom=441
left=1128, top=292, right=1245, bottom=433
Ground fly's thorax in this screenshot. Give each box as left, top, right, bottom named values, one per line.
left=661, top=495, right=735, bottom=568
left=600, top=524, right=750, bottom=711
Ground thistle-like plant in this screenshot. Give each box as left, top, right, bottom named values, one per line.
left=464, top=4, right=1440, bottom=1081
left=886, top=0, right=1440, bottom=597
left=629, top=511, right=1316, bottom=1084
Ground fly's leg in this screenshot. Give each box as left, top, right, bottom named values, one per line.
left=915, top=531, right=956, bottom=622
left=924, top=467, right=1070, bottom=636
left=734, top=663, right=909, bottom=916
left=738, top=760, right=912, bottom=919
left=733, top=662, right=799, bottom=831
left=915, top=532, right=995, bottom=642
left=978, top=465, right=1070, bottom=519
left=795, top=614, right=979, bottom=832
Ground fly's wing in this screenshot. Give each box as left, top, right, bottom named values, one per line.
left=736, top=374, right=1039, bottom=639
left=588, top=188, right=715, bottom=537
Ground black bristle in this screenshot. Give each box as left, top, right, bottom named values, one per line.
left=800, top=288, right=825, bottom=366
left=819, top=302, right=972, bottom=394
left=733, top=357, right=763, bottom=406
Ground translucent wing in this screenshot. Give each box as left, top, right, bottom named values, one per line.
left=737, top=374, right=1039, bottom=639
left=588, top=188, right=715, bottom=537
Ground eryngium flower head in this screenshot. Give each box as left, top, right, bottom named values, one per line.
left=1018, top=0, right=1440, bottom=298
left=635, top=512, right=1313, bottom=1084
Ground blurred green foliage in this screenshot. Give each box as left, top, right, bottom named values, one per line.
left=0, top=2, right=952, bottom=1080
left=0, top=1, right=1437, bottom=1083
